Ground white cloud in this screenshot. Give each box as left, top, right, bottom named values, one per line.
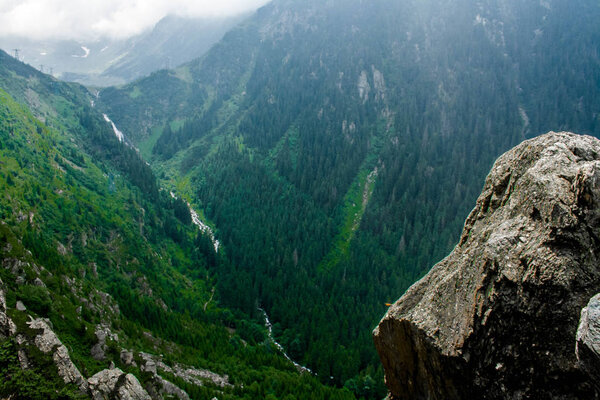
left=0, top=0, right=269, bottom=40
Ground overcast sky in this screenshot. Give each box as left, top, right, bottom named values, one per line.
left=0, top=0, right=270, bottom=41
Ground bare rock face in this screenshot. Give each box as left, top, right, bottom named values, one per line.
left=27, top=317, right=89, bottom=392
left=120, top=349, right=135, bottom=366
left=373, top=132, right=600, bottom=399
left=0, top=279, right=17, bottom=338
left=152, top=376, right=190, bottom=400
left=88, top=368, right=151, bottom=400
left=576, top=294, right=600, bottom=388
left=91, top=324, right=118, bottom=361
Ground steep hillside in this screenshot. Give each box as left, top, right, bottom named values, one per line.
left=97, top=0, right=600, bottom=391
left=0, top=51, right=353, bottom=399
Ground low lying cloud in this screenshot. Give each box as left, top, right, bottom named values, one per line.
left=0, top=0, right=270, bottom=41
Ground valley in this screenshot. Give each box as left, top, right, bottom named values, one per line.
left=98, top=0, right=600, bottom=390
left=1, top=0, right=600, bottom=399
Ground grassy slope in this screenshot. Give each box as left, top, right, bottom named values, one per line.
left=0, top=53, right=354, bottom=399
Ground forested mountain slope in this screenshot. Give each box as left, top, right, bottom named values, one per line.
left=97, top=0, right=600, bottom=393
left=0, top=50, right=353, bottom=399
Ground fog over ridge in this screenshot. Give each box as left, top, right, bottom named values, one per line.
left=0, top=0, right=270, bottom=41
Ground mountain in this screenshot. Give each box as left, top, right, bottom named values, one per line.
left=100, top=14, right=248, bottom=84
left=0, top=14, right=245, bottom=87
left=96, top=0, right=600, bottom=391
left=374, top=131, right=600, bottom=399
left=0, top=50, right=352, bottom=399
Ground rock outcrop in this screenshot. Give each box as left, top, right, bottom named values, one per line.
left=91, top=324, right=119, bottom=361
left=576, top=294, right=600, bottom=388
left=139, top=351, right=230, bottom=398
left=0, top=279, right=17, bottom=338
left=27, top=317, right=89, bottom=392
left=374, top=132, right=600, bottom=399
left=88, top=368, right=151, bottom=400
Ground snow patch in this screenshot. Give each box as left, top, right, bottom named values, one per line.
left=72, top=46, right=90, bottom=58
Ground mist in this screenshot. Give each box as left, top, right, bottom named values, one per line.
left=0, top=0, right=271, bottom=41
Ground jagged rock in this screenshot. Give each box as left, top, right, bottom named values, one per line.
left=0, top=279, right=17, bottom=338
left=88, top=368, right=151, bottom=400
left=139, top=353, right=190, bottom=400
left=57, top=242, right=68, bottom=255
left=33, top=277, right=46, bottom=287
left=357, top=70, right=370, bottom=102
left=13, top=334, right=29, bottom=368
left=577, top=293, right=600, bottom=388
left=91, top=324, right=118, bottom=361
left=169, top=364, right=231, bottom=388
left=374, top=132, right=600, bottom=399
left=27, top=317, right=89, bottom=392
left=91, top=343, right=105, bottom=361
left=141, top=351, right=231, bottom=390
left=154, top=376, right=190, bottom=400
left=140, top=352, right=158, bottom=374
left=2, top=257, right=26, bottom=277
left=120, top=350, right=135, bottom=366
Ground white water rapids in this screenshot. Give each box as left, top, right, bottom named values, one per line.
left=259, top=308, right=313, bottom=374
left=170, top=192, right=220, bottom=252
left=102, top=114, right=125, bottom=143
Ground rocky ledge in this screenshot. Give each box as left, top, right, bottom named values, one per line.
left=373, top=132, right=600, bottom=399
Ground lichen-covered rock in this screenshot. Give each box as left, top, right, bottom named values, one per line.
left=373, top=132, right=600, bottom=399
left=576, top=294, right=600, bottom=388
left=27, top=317, right=89, bottom=392
left=88, top=368, right=151, bottom=400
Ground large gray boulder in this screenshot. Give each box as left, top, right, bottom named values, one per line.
left=373, top=132, right=600, bottom=399
left=576, top=293, right=600, bottom=388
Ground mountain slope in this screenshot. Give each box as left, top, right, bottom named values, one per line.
left=97, top=0, right=600, bottom=392
left=0, top=50, right=353, bottom=399
left=0, top=14, right=245, bottom=87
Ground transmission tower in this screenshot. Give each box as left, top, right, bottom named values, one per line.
left=13, top=49, right=20, bottom=61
